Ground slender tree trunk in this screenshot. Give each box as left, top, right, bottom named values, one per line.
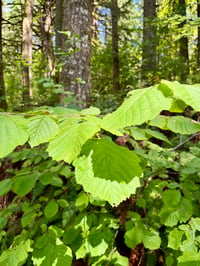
left=142, top=0, right=157, bottom=86
left=60, top=0, right=92, bottom=107
left=111, top=0, right=120, bottom=92
left=22, top=0, right=34, bottom=103
left=178, top=0, right=189, bottom=82
left=0, top=0, right=7, bottom=109
left=55, top=0, right=63, bottom=50
left=197, top=0, right=200, bottom=70
left=39, top=0, right=54, bottom=77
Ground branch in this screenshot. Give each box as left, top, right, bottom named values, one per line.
left=170, top=132, right=200, bottom=151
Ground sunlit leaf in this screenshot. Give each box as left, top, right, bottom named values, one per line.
left=28, top=115, right=59, bottom=147
left=47, top=120, right=100, bottom=163
left=0, top=115, right=28, bottom=158
left=101, top=86, right=172, bottom=131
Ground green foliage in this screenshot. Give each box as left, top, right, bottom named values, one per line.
left=0, top=80, right=200, bottom=264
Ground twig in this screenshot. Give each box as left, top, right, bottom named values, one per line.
left=170, top=132, right=200, bottom=152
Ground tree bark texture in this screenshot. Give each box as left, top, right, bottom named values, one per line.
left=55, top=0, right=63, bottom=49
left=22, top=0, right=34, bottom=102
left=111, top=0, right=120, bottom=92
left=197, top=0, right=200, bottom=70
left=39, top=0, right=54, bottom=77
left=60, top=0, right=92, bottom=107
left=0, top=0, right=7, bottom=109
left=178, top=0, right=189, bottom=82
left=142, top=0, right=157, bottom=85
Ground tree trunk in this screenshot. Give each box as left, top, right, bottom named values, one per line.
left=39, top=0, right=54, bottom=77
left=142, top=0, right=157, bottom=86
left=111, top=0, right=120, bottom=92
left=55, top=0, right=63, bottom=50
left=197, top=0, right=200, bottom=70
left=178, top=0, right=189, bottom=82
left=60, top=0, right=92, bottom=107
left=0, top=0, right=7, bottom=109
left=22, top=0, right=33, bottom=104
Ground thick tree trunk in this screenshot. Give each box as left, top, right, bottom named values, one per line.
left=111, top=0, right=120, bottom=92
left=39, top=0, right=54, bottom=77
left=197, top=0, right=200, bottom=70
left=60, top=0, right=92, bottom=107
left=22, top=0, right=34, bottom=103
left=178, top=0, right=189, bottom=82
left=142, top=0, right=157, bottom=86
left=0, top=0, right=7, bottom=109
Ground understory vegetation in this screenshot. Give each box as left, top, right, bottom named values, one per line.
left=0, top=80, right=200, bottom=265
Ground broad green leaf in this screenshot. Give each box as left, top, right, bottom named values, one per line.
left=75, top=192, right=89, bottom=211
left=81, top=139, right=142, bottom=183
left=47, top=120, right=100, bottom=163
left=167, top=116, right=200, bottom=134
left=86, top=229, right=109, bottom=257
left=160, top=208, right=179, bottom=227
left=177, top=251, right=200, bottom=265
left=74, top=153, right=140, bottom=206
left=0, top=115, right=28, bottom=158
left=130, top=127, right=148, bottom=140
left=0, top=240, right=32, bottom=266
left=162, top=190, right=181, bottom=206
left=0, top=179, right=12, bottom=196
left=44, top=199, right=59, bottom=219
left=111, top=251, right=129, bottom=266
left=12, top=173, right=38, bottom=196
left=125, top=224, right=143, bottom=249
left=145, top=129, right=170, bottom=144
left=101, top=86, right=172, bottom=130
left=168, top=228, right=184, bottom=250
left=32, top=240, right=72, bottom=266
left=161, top=80, right=200, bottom=111
left=28, top=115, right=59, bottom=147
left=190, top=218, right=200, bottom=232
left=177, top=198, right=193, bottom=223
left=143, top=230, right=161, bottom=250
left=169, top=99, right=187, bottom=113
left=149, top=115, right=169, bottom=130
left=81, top=106, right=101, bottom=115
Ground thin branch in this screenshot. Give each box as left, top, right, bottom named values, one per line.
left=170, top=132, right=200, bottom=151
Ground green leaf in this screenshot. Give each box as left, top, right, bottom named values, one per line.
left=81, top=106, right=101, bottom=115
left=0, top=240, right=32, bottom=266
left=12, top=173, right=38, bottom=196
left=130, top=127, right=148, bottom=140
left=44, top=199, right=59, bottom=219
left=169, top=99, right=187, bottom=113
left=86, top=229, right=109, bottom=257
left=101, top=86, right=172, bottom=131
left=81, top=139, right=142, bottom=183
left=76, top=192, right=89, bottom=211
left=177, top=251, right=200, bottom=265
left=145, top=129, right=170, bottom=144
left=0, top=179, right=12, bottom=196
left=47, top=120, right=100, bottom=163
left=0, top=115, right=28, bottom=158
left=167, top=116, right=200, bottom=134
left=74, top=153, right=141, bottom=206
left=143, top=230, right=161, bottom=250
left=28, top=115, right=59, bottom=147
left=161, top=80, right=200, bottom=111
left=32, top=240, right=72, bottom=266
left=162, top=190, right=181, bottom=206
left=168, top=228, right=184, bottom=250
left=149, top=115, right=169, bottom=130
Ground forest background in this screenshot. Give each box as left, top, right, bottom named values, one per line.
left=0, top=0, right=200, bottom=265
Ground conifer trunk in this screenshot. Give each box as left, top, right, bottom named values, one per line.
left=60, top=0, right=92, bottom=107
left=0, top=0, right=7, bottom=109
